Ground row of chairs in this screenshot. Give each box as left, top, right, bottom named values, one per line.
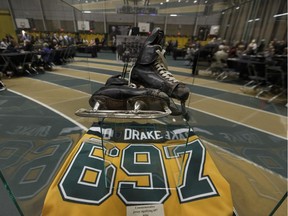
left=0, top=45, right=77, bottom=77
left=211, top=57, right=287, bottom=104
left=242, top=62, right=287, bottom=103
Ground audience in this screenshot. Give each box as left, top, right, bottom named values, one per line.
left=0, top=30, right=286, bottom=80
left=0, top=32, right=80, bottom=77
left=180, top=36, right=287, bottom=80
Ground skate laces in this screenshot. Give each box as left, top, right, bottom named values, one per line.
left=129, top=82, right=137, bottom=88
left=155, top=49, right=178, bottom=83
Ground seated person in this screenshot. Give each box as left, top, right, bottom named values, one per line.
left=245, top=39, right=257, bottom=55
left=0, top=38, right=9, bottom=50
left=23, top=39, right=34, bottom=52
left=4, top=39, right=18, bottom=53
left=32, top=42, right=53, bottom=71
left=210, top=45, right=228, bottom=75
left=41, top=42, right=53, bottom=69
left=184, top=44, right=197, bottom=66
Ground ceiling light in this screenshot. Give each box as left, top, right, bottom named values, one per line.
left=170, top=14, right=177, bottom=16
left=273, top=12, right=288, bottom=17
left=194, top=0, right=197, bottom=3
left=236, top=6, right=240, bottom=9
left=160, top=2, right=163, bottom=4
left=83, top=10, right=91, bottom=13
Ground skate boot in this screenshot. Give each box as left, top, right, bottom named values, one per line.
left=130, top=28, right=190, bottom=116
left=75, top=84, right=172, bottom=119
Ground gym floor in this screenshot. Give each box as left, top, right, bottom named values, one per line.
left=0, top=51, right=287, bottom=216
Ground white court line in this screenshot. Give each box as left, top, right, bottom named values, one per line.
left=26, top=76, right=93, bottom=95
left=8, top=89, right=88, bottom=131
left=174, top=95, right=286, bottom=140
left=50, top=69, right=107, bottom=85
left=187, top=102, right=287, bottom=140
left=189, top=92, right=287, bottom=119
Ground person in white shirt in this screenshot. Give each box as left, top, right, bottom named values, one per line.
left=0, top=38, right=9, bottom=49
left=246, top=39, right=257, bottom=55
left=210, top=45, right=228, bottom=75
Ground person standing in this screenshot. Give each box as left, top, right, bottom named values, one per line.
left=90, top=38, right=98, bottom=58
left=192, top=49, right=199, bottom=76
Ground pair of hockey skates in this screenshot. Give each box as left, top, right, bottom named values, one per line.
left=76, top=28, right=190, bottom=119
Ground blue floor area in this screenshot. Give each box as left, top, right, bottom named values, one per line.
left=0, top=90, right=85, bottom=216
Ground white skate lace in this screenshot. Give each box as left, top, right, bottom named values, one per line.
left=155, top=49, right=178, bottom=83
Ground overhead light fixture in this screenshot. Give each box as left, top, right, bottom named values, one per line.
left=236, top=6, right=240, bottom=9
left=166, top=0, right=169, bottom=2
left=83, top=10, right=91, bottom=13
left=273, top=12, right=288, bottom=17
left=160, top=2, right=163, bottom=4
left=193, top=0, right=197, bottom=3
left=170, top=14, right=177, bottom=16
left=247, top=18, right=260, bottom=22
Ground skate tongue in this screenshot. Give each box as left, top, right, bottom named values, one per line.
left=137, top=45, right=161, bottom=65
left=144, top=27, right=164, bottom=46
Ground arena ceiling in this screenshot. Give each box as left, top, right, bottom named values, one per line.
left=62, top=0, right=243, bottom=16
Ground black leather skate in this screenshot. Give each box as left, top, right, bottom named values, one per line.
left=130, top=28, right=190, bottom=117
left=75, top=84, right=172, bottom=119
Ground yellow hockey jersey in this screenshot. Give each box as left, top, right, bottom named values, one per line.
left=42, top=122, right=234, bottom=216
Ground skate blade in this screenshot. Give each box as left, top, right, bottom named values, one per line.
left=75, top=105, right=172, bottom=119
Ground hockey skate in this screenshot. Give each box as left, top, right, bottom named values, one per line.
left=130, top=28, right=190, bottom=118
left=75, top=75, right=173, bottom=119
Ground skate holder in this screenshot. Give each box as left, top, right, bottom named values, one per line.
left=75, top=100, right=172, bottom=119
left=94, top=117, right=192, bottom=190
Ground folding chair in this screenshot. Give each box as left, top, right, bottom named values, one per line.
left=242, top=63, right=267, bottom=90
left=257, top=65, right=287, bottom=103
